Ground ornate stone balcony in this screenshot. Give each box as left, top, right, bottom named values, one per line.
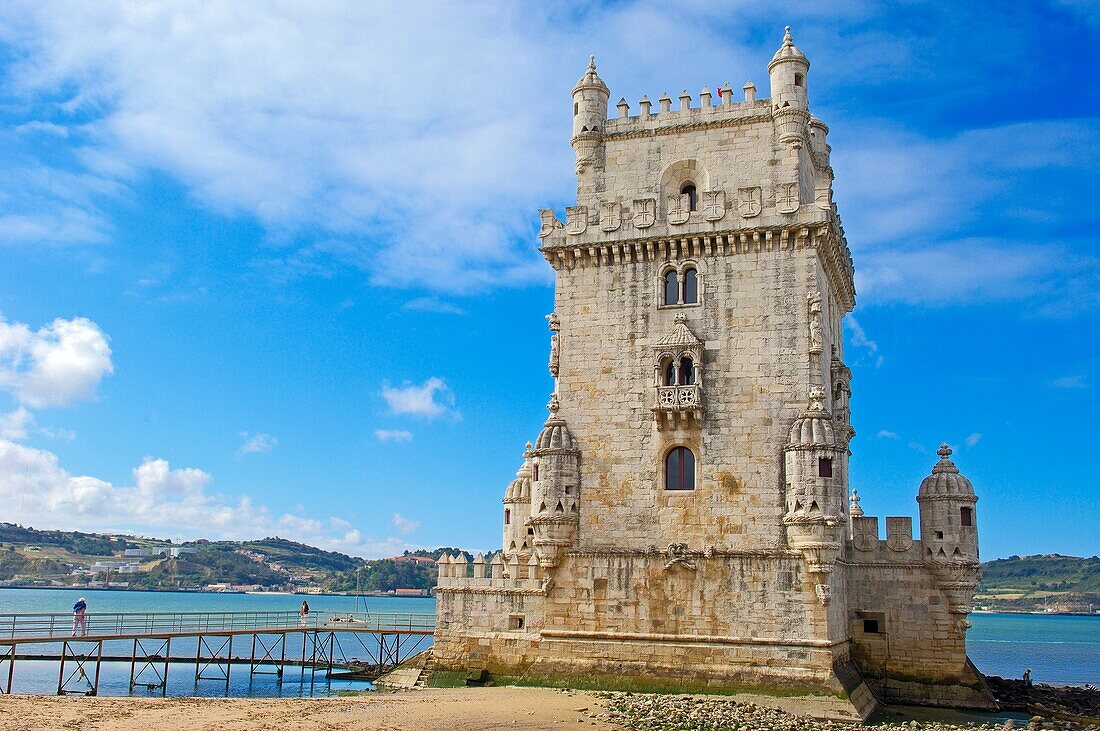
left=653, top=384, right=704, bottom=428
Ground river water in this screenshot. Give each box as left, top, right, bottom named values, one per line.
left=0, top=588, right=1095, bottom=696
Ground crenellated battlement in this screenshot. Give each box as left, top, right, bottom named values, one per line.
left=600, top=82, right=767, bottom=137
left=435, top=552, right=547, bottom=595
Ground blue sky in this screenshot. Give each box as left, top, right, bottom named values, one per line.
left=0, top=2, right=1097, bottom=560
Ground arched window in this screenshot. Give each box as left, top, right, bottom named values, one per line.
left=682, top=267, right=698, bottom=304
left=663, top=270, right=678, bottom=305
left=680, top=183, right=698, bottom=211
left=679, top=357, right=695, bottom=385
left=664, top=360, right=677, bottom=386
left=665, top=446, right=695, bottom=491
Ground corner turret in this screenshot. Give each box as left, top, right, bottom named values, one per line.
left=769, top=26, right=809, bottom=111
left=502, top=449, right=534, bottom=558
left=918, top=444, right=980, bottom=617
left=527, top=399, right=581, bottom=567
left=571, top=56, right=609, bottom=175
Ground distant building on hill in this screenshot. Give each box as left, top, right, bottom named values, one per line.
left=434, top=29, right=990, bottom=720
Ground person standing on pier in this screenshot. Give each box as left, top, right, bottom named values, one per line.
left=299, top=600, right=310, bottom=627
left=71, top=597, right=87, bottom=636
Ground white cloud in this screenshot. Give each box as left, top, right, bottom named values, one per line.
left=0, top=438, right=413, bottom=558
left=403, top=297, right=466, bottom=316
left=392, top=513, right=420, bottom=534
left=374, top=429, right=413, bottom=443
left=382, top=377, right=455, bottom=419
left=0, top=408, right=34, bottom=440
left=0, top=313, right=114, bottom=408
left=237, top=431, right=277, bottom=456
left=1050, top=375, right=1087, bottom=389
left=875, top=429, right=898, bottom=440
left=845, top=316, right=882, bottom=368
left=966, top=432, right=982, bottom=447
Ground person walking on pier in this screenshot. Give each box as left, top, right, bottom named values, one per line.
left=299, top=600, right=310, bottom=627
left=71, top=597, right=87, bottom=636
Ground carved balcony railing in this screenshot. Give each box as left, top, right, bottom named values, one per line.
left=652, top=384, right=705, bottom=428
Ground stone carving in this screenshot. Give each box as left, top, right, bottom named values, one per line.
left=667, top=194, right=690, bottom=225
left=549, top=334, right=559, bottom=377
left=663, top=543, right=697, bottom=571
left=737, top=186, right=762, bottom=218
left=541, top=576, right=555, bottom=595
left=565, top=205, right=588, bottom=235
left=807, top=291, right=823, bottom=354
left=600, top=201, right=621, bottom=232
left=538, top=209, right=560, bottom=238
left=776, top=183, right=799, bottom=214
left=546, top=312, right=560, bottom=332
left=702, top=190, right=725, bottom=222
left=886, top=517, right=914, bottom=552
left=632, top=198, right=656, bottom=229
left=547, top=393, right=560, bottom=414
left=815, top=184, right=832, bottom=210
left=815, top=583, right=831, bottom=605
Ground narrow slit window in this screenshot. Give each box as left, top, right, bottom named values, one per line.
left=680, top=358, right=695, bottom=386
left=533, top=464, right=539, bottom=481
left=680, top=183, right=698, bottom=211
left=663, top=270, right=679, bottom=305
left=682, top=268, right=698, bottom=304
left=504, top=509, right=510, bottom=525
left=960, top=507, right=973, bottom=527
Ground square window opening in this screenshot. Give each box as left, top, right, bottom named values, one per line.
left=960, top=507, right=973, bottom=527
left=863, top=619, right=880, bottom=634
left=935, top=531, right=944, bottom=540
left=818, top=457, right=833, bottom=478
left=509, top=614, right=525, bottom=631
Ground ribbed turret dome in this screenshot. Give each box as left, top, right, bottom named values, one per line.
left=918, top=444, right=975, bottom=498
left=786, top=390, right=836, bottom=449
left=534, top=416, right=577, bottom=452
left=505, top=458, right=533, bottom=502
left=769, top=26, right=808, bottom=69
left=573, top=55, right=609, bottom=94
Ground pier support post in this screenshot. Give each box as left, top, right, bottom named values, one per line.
left=0, top=644, right=14, bottom=694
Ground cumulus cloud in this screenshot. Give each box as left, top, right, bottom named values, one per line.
left=237, top=431, right=277, bottom=456
left=0, top=408, right=34, bottom=441
left=0, top=313, right=113, bottom=408
left=0, top=439, right=413, bottom=558
left=392, top=513, right=420, bottom=534
left=374, top=429, right=413, bottom=443
left=382, top=377, right=456, bottom=419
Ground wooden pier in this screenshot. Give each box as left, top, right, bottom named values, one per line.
left=0, top=610, right=434, bottom=696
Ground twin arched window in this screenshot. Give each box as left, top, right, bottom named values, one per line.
left=662, top=267, right=699, bottom=306
left=665, top=446, right=695, bottom=491
left=663, top=358, right=695, bottom=386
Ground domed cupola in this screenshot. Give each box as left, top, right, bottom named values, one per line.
left=787, top=393, right=837, bottom=450
left=917, top=444, right=980, bottom=619
left=918, top=444, right=976, bottom=500
left=769, top=25, right=808, bottom=69
left=534, top=417, right=577, bottom=452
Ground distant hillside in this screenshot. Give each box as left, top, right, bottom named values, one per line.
left=0, top=523, right=446, bottom=594
left=976, top=554, right=1100, bottom=613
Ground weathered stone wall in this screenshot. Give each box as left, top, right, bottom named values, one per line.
left=554, top=246, right=821, bottom=553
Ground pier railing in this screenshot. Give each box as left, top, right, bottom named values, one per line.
left=0, top=610, right=436, bottom=642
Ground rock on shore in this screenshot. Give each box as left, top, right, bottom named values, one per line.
left=595, top=692, right=1100, bottom=731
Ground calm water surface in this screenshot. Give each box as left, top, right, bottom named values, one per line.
left=0, top=589, right=1095, bottom=695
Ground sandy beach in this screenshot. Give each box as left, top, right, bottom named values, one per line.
left=0, top=687, right=615, bottom=731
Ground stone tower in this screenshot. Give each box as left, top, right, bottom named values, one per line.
left=434, top=28, right=993, bottom=717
